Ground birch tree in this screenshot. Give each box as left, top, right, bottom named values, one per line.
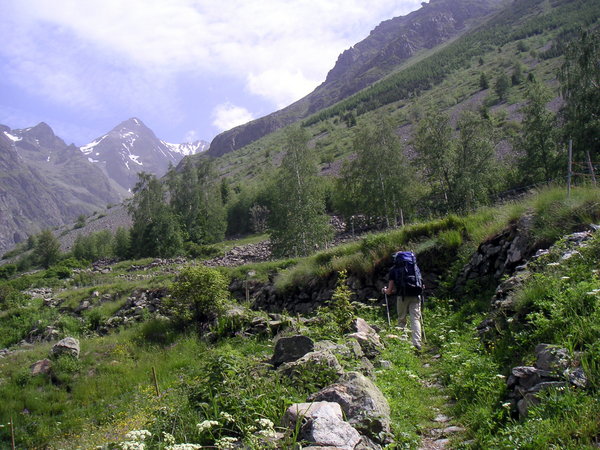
left=269, top=127, right=332, bottom=257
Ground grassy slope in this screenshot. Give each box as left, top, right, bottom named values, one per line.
left=1, top=186, right=600, bottom=448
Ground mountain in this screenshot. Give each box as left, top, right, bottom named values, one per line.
left=0, top=123, right=122, bottom=254
left=207, top=0, right=505, bottom=157
left=80, top=118, right=208, bottom=195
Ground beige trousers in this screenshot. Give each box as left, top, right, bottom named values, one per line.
left=397, top=295, right=422, bottom=349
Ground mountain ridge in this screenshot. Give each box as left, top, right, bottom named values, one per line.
left=0, top=119, right=208, bottom=255
left=207, top=0, right=505, bottom=157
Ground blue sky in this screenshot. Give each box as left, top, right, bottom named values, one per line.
left=0, top=0, right=423, bottom=146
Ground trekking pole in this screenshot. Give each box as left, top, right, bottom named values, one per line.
left=419, top=294, right=426, bottom=343
left=384, top=293, right=391, bottom=327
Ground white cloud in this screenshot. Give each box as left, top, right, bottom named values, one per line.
left=3, top=0, right=423, bottom=110
left=247, top=69, right=317, bottom=109
left=212, top=103, right=254, bottom=132
left=184, top=129, right=198, bottom=143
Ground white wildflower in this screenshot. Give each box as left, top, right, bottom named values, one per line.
left=256, top=418, right=276, bottom=438
left=220, top=411, right=234, bottom=422
left=256, top=418, right=274, bottom=429
left=124, top=430, right=151, bottom=441
left=120, top=442, right=145, bottom=450
left=162, top=432, right=176, bottom=445
left=496, top=374, right=506, bottom=379
left=501, top=402, right=512, bottom=408
left=166, top=445, right=201, bottom=450
left=215, top=436, right=237, bottom=449
left=197, top=420, right=219, bottom=433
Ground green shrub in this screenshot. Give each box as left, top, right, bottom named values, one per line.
left=167, top=266, right=229, bottom=324
left=44, top=265, right=72, bottom=280
left=329, top=270, right=356, bottom=333
left=0, top=264, right=17, bottom=280
left=138, top=317, right=177, bottom=346
left=184, top=242, right=224, bottom=259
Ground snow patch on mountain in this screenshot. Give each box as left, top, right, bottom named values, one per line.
left=3, top=131, right=22, bottom=142
left=162, top=140, right=210, bottom=156
left=81, top=136, right=107, bottom=154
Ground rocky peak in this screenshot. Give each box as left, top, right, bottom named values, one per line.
left=20, top=122, right=66, bottom=149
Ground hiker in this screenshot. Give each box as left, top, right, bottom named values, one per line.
left=382, top=251, right=424, bottom=350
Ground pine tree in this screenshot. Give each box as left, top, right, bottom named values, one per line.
left=495, top=73, right=510, bottom=101
left=269, top=127, right=332, bottom=257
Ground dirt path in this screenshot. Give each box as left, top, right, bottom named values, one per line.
left=417, top=355, right=467, bottom=449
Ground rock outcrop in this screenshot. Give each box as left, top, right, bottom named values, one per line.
left=506, top=343, right=587, bottom=418
left=309, top=372, right=393, bottom=446
left=283, top=402, right=362, bottom=449
left=51, top=337, right=80, bottom=359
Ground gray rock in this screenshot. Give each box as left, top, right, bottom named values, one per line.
left=517, top=393, right=540, bottom=418
left=511, top=366, right=541, bottom=390
left=278, top=350, right=344, bottom=379
left=51, top=337, right=80, bottom=359
left=567, top=367, right=588, bottom=388
left=30, top=359, right=52, bottom=376
left=527, top=381, right=567, bottom=393
left=271, top=335, right=314, bottom=367
left=283, top=401, right=361, bottom=450
left=308, top=371, right=392, bottom=445
left=535, top=344, right=570, bottom=372
left=347, top=319, right=383, bottom=359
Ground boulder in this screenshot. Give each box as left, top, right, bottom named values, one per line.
left=535, top=344, right=570, bottom=372
left=347, top=319, right=384, bottom=359
left=30, top=359, right=52, bottom=376
left=278, top=350, right=344, bottom=380
left=271, top=335, right=314, bottom=368
left=283, top=401, right=361, bottom=450
left=308, top=371, right=392, bottom=445
left=51, top=337, right=80, bottom=359
left=566, top=367, right=588, bottom=389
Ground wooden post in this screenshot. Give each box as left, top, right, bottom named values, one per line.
left=152, top=367, right=160, bottom=397
left=10, top=416, right=15, bottom=450
left=567, top=140, right=573, bottom=199
left=400, top=209, right=405, bottom=227
left=586, top=150, right=597, bottom=186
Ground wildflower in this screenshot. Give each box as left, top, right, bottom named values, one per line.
left=163, top=432, right=176, bottom=445
left=166, top=445, right=201, bottom=450
left=215, top=436, right=237, bottom=449
left=220, top=411, right=234, bottom=422
left=120, top=442, right=145, bottom=450
left=496, top=374, right=506, bottom=379
left=197, top=420, right=219, bottom=433
left=256, top=418, right=276, bottom=438
left=256, top=418, right=274, bottom=429
left=502, top=402, right=512, bottom=408
left=124, top=430, right=151, bottom=441
left=561, top=276, right=570, bottom=280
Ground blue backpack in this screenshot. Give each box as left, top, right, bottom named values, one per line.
left=392, top=251, right=423, bottom=296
